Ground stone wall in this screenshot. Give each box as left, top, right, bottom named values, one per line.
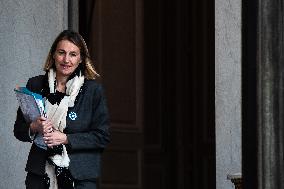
left=0, top=0, right=67, bottom=188
left=215, top=0, right=242, bottom=188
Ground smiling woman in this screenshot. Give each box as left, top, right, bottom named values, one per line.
left=53, top=40, right=82, bottom=79
left=44, top=30, right=100, bottom=81
left=14, top=30, right=110, bottom=189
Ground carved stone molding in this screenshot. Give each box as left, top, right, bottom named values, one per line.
left=227, top=173, right=242, bottom=189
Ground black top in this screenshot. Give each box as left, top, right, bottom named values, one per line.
left=14, top=75, right=110, bottom=180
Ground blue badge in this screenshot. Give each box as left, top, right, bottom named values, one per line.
left=69, top=112, right=77, bottom=120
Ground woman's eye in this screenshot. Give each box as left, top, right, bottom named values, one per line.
left=57, top=51, right=65, bottom=55
left=70, top=53, right=77, bottom=57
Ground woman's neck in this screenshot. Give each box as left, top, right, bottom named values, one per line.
left=56, top=74, right=68, bottom=93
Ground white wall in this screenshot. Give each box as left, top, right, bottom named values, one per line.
left=215, top=0, right=242, bottom=188
left=0, top=0, right=67, bottom=188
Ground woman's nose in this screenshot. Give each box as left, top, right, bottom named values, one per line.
left=63, top=55, right=70, bottom=63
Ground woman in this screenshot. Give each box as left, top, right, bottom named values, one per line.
left=14, top=30, right=110, bottom=189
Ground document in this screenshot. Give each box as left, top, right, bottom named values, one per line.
left=14, top=86, right=46, bottom=123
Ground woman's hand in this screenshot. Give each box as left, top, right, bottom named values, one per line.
left=30, top=116, right=53, bottom=134
left=43, top=130, right=68, bottom=147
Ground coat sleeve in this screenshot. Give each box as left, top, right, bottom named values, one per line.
left=13, top=79, right=34, bottom=142
left=66, top=84, right=111, bottom=151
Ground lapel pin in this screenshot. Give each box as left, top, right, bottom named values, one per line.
left=69, top=112, right=77, bottom=121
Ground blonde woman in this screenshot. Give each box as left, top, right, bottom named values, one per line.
left=14, top=30, right=110, bottom=189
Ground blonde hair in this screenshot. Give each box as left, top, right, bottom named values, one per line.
left=43, top=30, right=100, bottom=80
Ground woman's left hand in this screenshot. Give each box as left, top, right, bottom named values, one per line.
left=43, top=130, right=68, bottom=147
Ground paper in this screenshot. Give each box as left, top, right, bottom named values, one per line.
left=14, top=87, right=46, bottom=123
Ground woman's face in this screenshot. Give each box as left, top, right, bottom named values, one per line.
left=53, top=39, right=81, bottom=78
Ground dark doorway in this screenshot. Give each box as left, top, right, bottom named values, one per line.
left=79, top=0, right=215, bottom=188
left=143, top=1, right=215, bottom=188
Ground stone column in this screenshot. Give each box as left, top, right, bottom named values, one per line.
left=257, top=0, right=284, bottom=188
left=68, top=0, right=79, bottom=31
left=243, top=0, right=284, bottom=188
left=0, top=1, right=67, bottom=188
left=215, top=0, right=242, bottom=188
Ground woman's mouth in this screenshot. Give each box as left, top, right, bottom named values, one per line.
left=60, top=64, right=71, bottom=69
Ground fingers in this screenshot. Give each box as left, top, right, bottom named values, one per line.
left=42, top=120, right=54, bottom=133
left=43, top=136, right=51, bottom=145
left=43, top=124, right=53, bottom=133
left=44, top=137, right=56, bottom=147
left=31, top=117, right=44, bottom=133
left=43, top=133, right=54, bottom=146
left=31, top=117, right=50, bottom=134
left=43, top=130, right=65, bottom=147
left=39, top=116, right=47, bottom=121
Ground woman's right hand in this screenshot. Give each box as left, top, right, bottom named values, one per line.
left=30, top=116, right=53, bottom=134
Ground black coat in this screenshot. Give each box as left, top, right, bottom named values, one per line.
left=14, top=75, right=110, bottom=180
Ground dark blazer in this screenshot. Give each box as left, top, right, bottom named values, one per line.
left=14, top=75, right=110, bottom=180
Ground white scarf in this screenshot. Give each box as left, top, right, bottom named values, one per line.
left=45, top=68, right=85, bottom=188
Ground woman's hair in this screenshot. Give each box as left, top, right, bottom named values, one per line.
left=43, top=30, right=100, bottom=79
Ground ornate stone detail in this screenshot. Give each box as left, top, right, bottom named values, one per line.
left=227, top=173, right=242, bottom=189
